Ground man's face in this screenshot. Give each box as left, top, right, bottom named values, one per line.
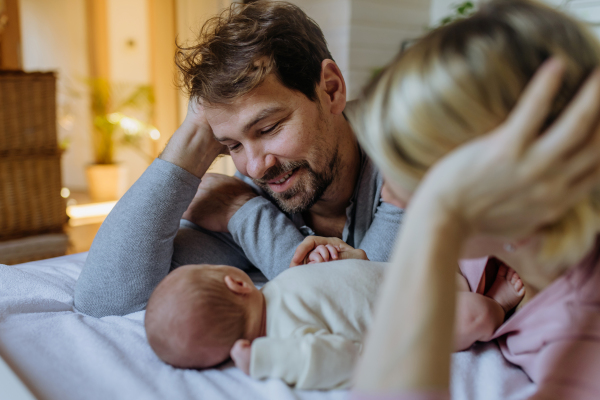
left=204, top=74, right=340, bottom=214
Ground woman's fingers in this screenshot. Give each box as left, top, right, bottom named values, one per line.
left=530, top=68, right=600, bottom=165
left=503, top=58, right=565, bottom=151
left=563, top=163, right=600, bottom=204
left=560, top=143, right=600, bottom=186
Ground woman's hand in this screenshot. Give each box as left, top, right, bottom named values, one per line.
left=419, top=59, right=600, bottom=240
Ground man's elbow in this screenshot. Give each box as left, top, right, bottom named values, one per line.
left=73, top=284, right=140, bottom=318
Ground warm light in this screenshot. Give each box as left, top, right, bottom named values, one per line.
left=119, top=116, right=142, bottom=134
left=108, top=112, right=122, bottom=124
left=67, top=201, right=117, bottom=226
left=60, top=187, right=71, bottom=198
left=149, top=129, right=160, bottom=141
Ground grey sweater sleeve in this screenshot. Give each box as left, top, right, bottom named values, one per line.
left=357, top=202, right=403, bottom=262
left=227, top=197, right=306, bottom=280
left=74, top=159, right=200, bottom=317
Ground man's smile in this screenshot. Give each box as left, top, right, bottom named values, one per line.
left=267, top=168, right=300, bottom=193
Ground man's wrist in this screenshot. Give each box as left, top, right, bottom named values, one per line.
left=227, top=193, right=259, bottom=221
left=160, top=122, right=224, bottom=178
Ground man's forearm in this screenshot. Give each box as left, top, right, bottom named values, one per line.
left=228, top=197, right=305, bottom=279
left=357, top=201, right=403, bottom=262
left=74, top=159, right=201, bottom=317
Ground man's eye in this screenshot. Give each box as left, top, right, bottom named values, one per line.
left=229, top=143, right=241, bottom=151
left=261, top=123, right=280, bottom=134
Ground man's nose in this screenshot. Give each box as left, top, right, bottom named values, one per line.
left=246, top=145, right=277, bottom=180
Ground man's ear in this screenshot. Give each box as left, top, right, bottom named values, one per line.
left=224, top=275, right=253, bottom=295
left=319, top=59, right=346, bottom=115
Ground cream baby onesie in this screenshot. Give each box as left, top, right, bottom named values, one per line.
left=250, top=259, right=387, bottom=390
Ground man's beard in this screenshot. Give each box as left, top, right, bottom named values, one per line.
left=253, top=148, right=339, bottom=214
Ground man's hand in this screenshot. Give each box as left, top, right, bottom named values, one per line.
left=182, top=173, right=258, bottom=232
left=160, top=100, right=227, bottom=178
left=290, top=236, right=369, bottom=267
left=231, top=339, right=252, bottom=375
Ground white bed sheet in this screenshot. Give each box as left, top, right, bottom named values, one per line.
left=0, top=253, right=537, bottom=400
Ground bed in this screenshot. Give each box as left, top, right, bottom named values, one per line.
left=0, top=253, right=537, bottom=400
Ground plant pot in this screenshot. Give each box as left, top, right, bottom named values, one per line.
left=85, top=163, right=128, bottom=202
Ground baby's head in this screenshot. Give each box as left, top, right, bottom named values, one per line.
left=145, top=264, right=265, bottom=369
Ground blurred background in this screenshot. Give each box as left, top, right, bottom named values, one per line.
left=0, top=0, right=597, bottom=264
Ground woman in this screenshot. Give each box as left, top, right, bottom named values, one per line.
left=350, top=1, right=600, bottom=399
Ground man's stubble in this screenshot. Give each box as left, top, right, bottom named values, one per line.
left=253, top=112, right=341, bottom=214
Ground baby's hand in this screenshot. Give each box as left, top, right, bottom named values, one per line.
left=231, top=339, right=252, bottom=375
left=307, top=244, right=342, bottom=264
left=290, top=236, right=369, bottom=267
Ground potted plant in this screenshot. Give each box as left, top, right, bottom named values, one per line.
left=86, top=78, right=157, bottom=202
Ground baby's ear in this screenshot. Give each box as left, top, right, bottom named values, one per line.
left=224, top=275, right=253, bottom=295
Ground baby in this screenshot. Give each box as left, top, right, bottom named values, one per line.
left=145, top=241, right=524, bottom=390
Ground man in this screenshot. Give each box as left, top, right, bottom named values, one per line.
left=74, top=1, right=403, bottom=318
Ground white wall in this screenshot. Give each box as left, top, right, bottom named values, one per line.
left=106, top=0, right=154, bottom=186
left=431, top=0, right=600, bottom=37
left=285, top=0, right=430, bottom=99
left=20, top=0, right=93, bottom=191
left=283, top=0, right=352, bottom=90
left=349, top=0, right=430, bottom=99
left=176, top=0, right=233, bottom=124
left=559, top=0, right=600, bottom=37
left=107, top=0, right=150, bottom=84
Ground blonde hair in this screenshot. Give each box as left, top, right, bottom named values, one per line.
left=145, top=265, right=247, bottom=368
left=354, top=0, right=600, bottom=274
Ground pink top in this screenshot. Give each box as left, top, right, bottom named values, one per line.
left=352, top=243, right=600, bottom=400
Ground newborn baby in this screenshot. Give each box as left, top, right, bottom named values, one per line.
left=145, top=242, right=524, bottom=390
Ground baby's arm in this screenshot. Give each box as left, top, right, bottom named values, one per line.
left=236, top=328, right=361, bottom=390
left=231, top=339, right=252, bottom=375
left=290, top=236, right=369, bottom=267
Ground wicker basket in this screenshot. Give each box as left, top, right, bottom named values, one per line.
left=0, top=233, right=69, bottom=265
left=0, top=71, right=57, bottom=153
left=0, top=150, right=67, bottom=240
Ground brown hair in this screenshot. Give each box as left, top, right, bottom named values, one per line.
left=353, top=0, right=600, bottom=275
left=145, top=265, right=247, bottom=368
left=175, top=1, right=333, bottom=104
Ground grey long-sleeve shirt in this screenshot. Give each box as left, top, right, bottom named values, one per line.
left=74, top=152, right=402, bottom=317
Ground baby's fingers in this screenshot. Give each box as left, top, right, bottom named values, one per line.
left=291, top=237, right=320, bottom=267
left=326, top=244, right=339, bottom=260
left=315, top=245, right=331, bottom=262
left=308, top=252, right=325, bottom=264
